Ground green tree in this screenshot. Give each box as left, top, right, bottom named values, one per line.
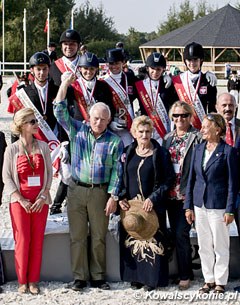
left=74, top=1, right=119, bottom=45
left=158, top=0, right=214, bottom=35
left=124, top=27, right=158, bottom=60
left=0, top=0, right=75, bottom=62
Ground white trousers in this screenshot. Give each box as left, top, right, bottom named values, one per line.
left=194, top=206, right=230, bottom=285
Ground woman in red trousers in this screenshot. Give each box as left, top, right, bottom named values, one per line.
left=3, top=108, right=52, bottom=294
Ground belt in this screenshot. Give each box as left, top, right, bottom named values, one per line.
left=72, top=178, right=108, bottom=188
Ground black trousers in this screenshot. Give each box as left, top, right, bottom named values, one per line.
left=167, top=199, right=193, bottom=280
left=53, top=180, right=68, bottom=205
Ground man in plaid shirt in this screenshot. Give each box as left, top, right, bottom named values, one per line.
left=54, top=74, right=124, bottom=291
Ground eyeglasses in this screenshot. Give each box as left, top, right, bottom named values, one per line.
left=172, top=113, right=190, bottom=118
left=26, top=119, right=38, bottom=125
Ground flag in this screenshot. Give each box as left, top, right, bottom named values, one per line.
left=69, top=8, right=74, bottom=29
left=44, top=19, right=48, bottom=33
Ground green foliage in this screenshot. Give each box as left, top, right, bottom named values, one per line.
left=158, top=0, right=214, bottom=35
left=74, top=1, right=119, bottom=44
left=0, top=0, right=227, bottom=64
left=87, top=40, right=117, bottom=58
left=123, top=27, right=157, bottom=60
left=0, top=0, right=122, bottom=62
left=0, top=0, right=75, bottom=62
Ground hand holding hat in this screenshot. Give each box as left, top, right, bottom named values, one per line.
left=120, top=196, right=159, bottom=240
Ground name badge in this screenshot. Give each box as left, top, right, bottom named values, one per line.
left=173, top=163, right=180, bottom=174
left=199, top=86, right=207, bottom=94
left=28, top=175, right=41, bottom=187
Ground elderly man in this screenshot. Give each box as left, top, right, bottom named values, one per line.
left=215, top=92, right=240, bottom=149
left=53, top=74, right=124, bottom=291
left=216, top=92, right=240, bottom=292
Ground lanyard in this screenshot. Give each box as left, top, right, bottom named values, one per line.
left=63, top=56, right=80, bottom=76
left=21, top=140, right=35, bottom=172
left=150, top=79, right=160, bottom=109
left=108, top=72, right=129, bottom=103
left=79, top=77, right=96, bottom=106
left=186, top=73, right=201, bottom=103
left=37, top=85, right=48, bottom=115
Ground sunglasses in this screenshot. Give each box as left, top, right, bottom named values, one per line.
left=172, top=113, right=190, bottom=118
left=26, top=119, right=38, bottom=125
left=205, top=114, right=221, bottom=127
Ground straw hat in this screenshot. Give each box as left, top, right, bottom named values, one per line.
left=120, top=199, right=159, bottom=240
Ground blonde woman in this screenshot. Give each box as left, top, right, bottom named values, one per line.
left=119, top=115, right=175, bottom=290
left=3, top=108, right=52, bottom=294
left=163, top=101, right=202, bottom=290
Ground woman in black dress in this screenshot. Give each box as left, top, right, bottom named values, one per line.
left=119, top=115, right=175, bottom=290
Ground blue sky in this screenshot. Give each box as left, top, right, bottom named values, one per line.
left=75, top=0, right=234, bottom=34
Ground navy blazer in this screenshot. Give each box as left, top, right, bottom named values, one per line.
left=234, top=118, right=240, bottom=150
left=184, top=139, right=239, bottom=213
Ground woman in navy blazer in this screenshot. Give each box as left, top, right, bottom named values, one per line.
left=184, top=113, right=239, bottom=294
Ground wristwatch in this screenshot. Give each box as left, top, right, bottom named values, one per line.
left=40, top=194, right=47, bottom=200
left=111, top=194, right=119, bottom=201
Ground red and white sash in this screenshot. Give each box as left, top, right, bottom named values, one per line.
left=10, top=88, right=59, bottom=150
left=172, top=73, right=205, bottom=130
left=135, top=79, right=171, bottom=139
left=55, top=56, right=81, bottom=77
left=71, top=78, right=96, bottom=122
left=104, top=74, right=133, bottom=130
left=9, top=88, right=62, bottom=175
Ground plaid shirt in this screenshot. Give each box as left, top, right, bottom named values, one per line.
left=54, top=100, right=124, bottom=195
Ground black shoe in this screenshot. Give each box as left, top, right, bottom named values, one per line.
left=0, top=286, right=2, bottom=293
left=50, top=205, right=62, bottom=215
left=131, top=282, right=144, bottom=290
left=71, top=280, right=87, bottom=291
left=144, top=286, right=155, bottom=291
left=234, top=286, right=240, bottom=292
left=91, top=280, right=110, bottom=290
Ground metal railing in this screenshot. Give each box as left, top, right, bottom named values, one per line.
left=1, top=61, right=240, bottom=78
left=0, top=62, right=29, bottom=75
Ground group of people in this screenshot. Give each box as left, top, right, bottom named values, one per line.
left=0, top=28, right=239, bottom=297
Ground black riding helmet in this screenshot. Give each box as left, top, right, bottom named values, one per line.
left=79, top=52, right=99, bottom=68
left=183, top=42, right=204, bottom=61
left=59, top=29, right=81, bottom=44
left=146, top=52, right=166, bottom=68
left=29, top=52, right=51, bottom=68
left=105, top=48, right=124, bottom=63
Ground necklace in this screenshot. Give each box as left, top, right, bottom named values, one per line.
left=21, top=139, right=35, bottom=171
left=136, top=145, right=152, bottom=156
